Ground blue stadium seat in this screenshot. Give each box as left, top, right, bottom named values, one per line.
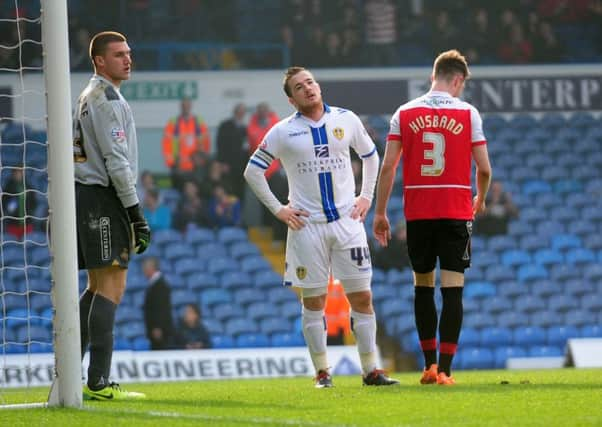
left=583, top=263, right=602, bottom=281
left=523, top=180, right=552, bottom=195
left=220, top=271, right=253, bottom=290
left=483, top=115, right=507, bottom=133
left=565, top=193, right=590, bottom=209
left=471, top=236, right=486, bottom=251
left=488, top=235, right=516, bottom=252
left=529, top=310, right=563, bottom=328
left=471, top=250, right=498, bottom=269
left=463, top=298, right=480, bottom=316
left=539, top=113, right=566, bottom=130
left=563, top=280, right=594, bottom=298
left=260, top=316, right=291, bottom=335
left=564, top=311, right=597, bottom=328
left=533, top=248, right=564, bottom=266
left=580, top=325, right=602, bottom=338
left=514, top=140, right=540, bottom=156
left=581, top=294, right=602, bottom=313
left=236, top=332, right=270, bottom=348
left=379, top=299, right=405, bottom=318
left=217, top=227, right=248, bottom=245
left=207, top=256, right=239, bottom=275
left=496, top=280, right=528, bottom=299
left=200, top=288, right=232, bottom=308
left=536, top=221, right=566, bottom=238
left=131, top=337, right=149, bottom=351
left=526, top=153, right=552, bottom=169
left=173, top=257, right=206, bottom=276
left=202, top=318, right=224, bottom=335
left=120, top=321, right=146, bottom=341
left=246, top=301, right=274, bottom=321
left=571, top=166, right=598, bottom=181
left=163, top=242, right=193, bottom=262
left=528, top=345, right=563, bottom=358
left=240, top=255, right=272, bottom=274
left=459, top=328, right=480, bottom=347
left=553, top=179, right=583, bottom=195
left=464, top=281, right=496, bottom=299
left=213, top=304, right=241, bottom=322
left=152, top=229, right=182, bottom=247
left=480, top=327, right=513, bottom=348
left=16, top=324, right=51, bottom=343
left=514, top=295, right=546, bottom=313
left=517, top=265, right=548, bottom=282
left=268, top=287, right=297, bottom=304
left=171, top=289, right=194, bottom=310
left=547, top=325, right=580, bottom=347
left=494, top=346, right=527, bottom=369
left=549, top=206, right=579, bottom=223
left=542, top=166, right=570, bottom=182
left=508, top=220, right=534, bottom=237
left=549, top=264, right=580, bottom=282
left=530, top=280, right=559, bottom=298
left=513, top=326, right=547, bottom=346
left=565, top=248, right=596, bottom=265
left=557, top=127, right=582, bottom=143
left=225, top=317, right=258, bottom=337
left=511, top=166, right=538, bottom=182
left=386, top=268, right=413, bottom=285
left=463, top=313, right=496, bottom=330
left=486, top=296, right=513, bottom=314
left=233, top=288, right=264, bottom=307
left=584, top=178, right=602, bottom=195
left=115, top=308, right=144, bottom=326
left=187, top=272, right=219, bottom=291
left=464, top=266, right=484, bottom=282
left=211, top=335, right=235, bottom=348
left=230, top=241, right=260, bottom=260
left=567, top=221, right=597, bottom=237
left=458, top=347, right=494, bottom=370
left=520, top=235, right=550, bottom=252
left=501, top=249, right=531, bottom=268
left=29, top=293, right=51, bottom=315
left=271, top=331, right=305, bottom=347
left=520, top=207, right=548, bottom=225
left=582, top=207, right=602, bottom=222
left=184, top=227, right=215, bottom=246
left=583, top=234, right=602, bottom=251
left=571, top=112, right=596, bottom=129
left=513, top=114, right=537, bottom=130
left=197, top=242, right=228, bottom=258
left=484, top=265, right=515, bottom=283
left=253, top=270, right=284, bottom=289
left=279, top=300, right=302, bottom=320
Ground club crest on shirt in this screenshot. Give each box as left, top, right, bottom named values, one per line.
left=332, top=127, right=344, bottom=140
left=296, top=266, right=307, bottom=280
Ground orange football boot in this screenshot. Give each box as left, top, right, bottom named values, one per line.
left=420, top=364, right=438, bottom=384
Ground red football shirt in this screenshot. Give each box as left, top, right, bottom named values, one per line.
left=387, top=91, right=486, bottom=220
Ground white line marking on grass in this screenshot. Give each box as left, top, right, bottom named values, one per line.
left=85, top=407, right=357, bottom=427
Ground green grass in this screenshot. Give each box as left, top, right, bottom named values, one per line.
left=1, top=369, right=602, bottom=426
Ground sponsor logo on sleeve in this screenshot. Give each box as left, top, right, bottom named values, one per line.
left=111, top=127, right=126, bottom=142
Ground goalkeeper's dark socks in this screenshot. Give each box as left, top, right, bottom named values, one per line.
left=87, top=293, right=117, bottom=387
left=438, top=287, right=463, bottom=376
left=79, top=289, right=94, bottom=359
left=414, top=286, right=438, bottom=367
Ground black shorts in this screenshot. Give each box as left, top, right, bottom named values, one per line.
left=406, top=219, right=472, bottom=274
left=75, top=183, right=132, bottom=270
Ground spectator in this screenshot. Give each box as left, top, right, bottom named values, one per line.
left=498, top=21, right=533, bottom=63
left=372, top=221, right=411, bottom=271
left=475, top=180, right=519, bottom=236
left=175, top=303, right=212, bottom=349
left=465, top=8, right=496, bottom=64
left=173, top=181, right=210, bottom=231
left=247, top=102, right=280, bottom=179
left=137, top=170, right=157, bottom=206
left=70, top=27, right=92, bottom=71
left=430, top=11, right=460, bottom=58
left=363, top=0, right=399, bottom=66
left=1, top=168, right=37, bottom=239
left=162, top=97, right=211, bottom=189
left=197, top=158, right=234, bottom=201
left=142, top=257, right=175, bottom=350
left=325, top=276, right=352, bottom=345
left=142, top=188, right=172, bottom=232
left=216, top=103, right=248, bottom=199
left=532, top=20, right=565, bottom=62
left=207, top=184, right=242, bottom=228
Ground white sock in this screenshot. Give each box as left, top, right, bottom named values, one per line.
left=302, top=306, right=328, bottom=373
left=351, top=310, right=377, bottom=374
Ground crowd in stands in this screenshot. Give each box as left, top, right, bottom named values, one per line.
left=2, top=0, right=602, bottom=71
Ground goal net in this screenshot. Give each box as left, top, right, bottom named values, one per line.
left=1, top=0, right=81, bottom=408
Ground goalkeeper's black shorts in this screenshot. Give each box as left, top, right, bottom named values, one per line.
left=75, top=183, right=132, bottom=270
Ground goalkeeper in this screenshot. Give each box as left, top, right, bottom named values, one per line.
left=73, top=31, right=149, bottom=400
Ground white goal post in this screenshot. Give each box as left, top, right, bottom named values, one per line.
left=42, top=0, right=82, bottom=408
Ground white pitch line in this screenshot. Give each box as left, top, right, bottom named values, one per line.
left=85, top=406, right=357, bottom=427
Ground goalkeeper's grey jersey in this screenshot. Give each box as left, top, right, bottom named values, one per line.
left=73, top=75, right=139, bottom=208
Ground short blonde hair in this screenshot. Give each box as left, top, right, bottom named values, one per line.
left=283, top=66, right=307, bottom=97
left=433, top=49, right=470, bottom=81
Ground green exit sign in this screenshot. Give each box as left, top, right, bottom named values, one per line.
left=121, top=81, right=198, bottom=100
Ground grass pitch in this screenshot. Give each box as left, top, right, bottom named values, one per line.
left=1, top=369, right=601, bottom=426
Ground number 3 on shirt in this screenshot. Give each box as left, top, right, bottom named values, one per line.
left=421, top=131, right=445, bottom=176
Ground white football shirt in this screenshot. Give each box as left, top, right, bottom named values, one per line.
left=248, top=104, right=377, bottom=223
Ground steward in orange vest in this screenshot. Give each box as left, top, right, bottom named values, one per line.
left=162, top=98, right=210, bottom=172
left=325, top=276, right=352, bottom=345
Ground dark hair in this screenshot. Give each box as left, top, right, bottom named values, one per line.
left=433, top=49, right=470, bottom=81
left=89, top=31, right=127, bottom=66
left=283, top=66, right=307, bottom=97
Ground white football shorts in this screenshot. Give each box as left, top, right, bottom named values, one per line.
left=283, top=215, right=372, bottom=288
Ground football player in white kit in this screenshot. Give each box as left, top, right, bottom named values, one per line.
left=244, top=67, right=398, bottom=388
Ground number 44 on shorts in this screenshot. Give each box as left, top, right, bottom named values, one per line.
left=350, top=247, right=371, bottom=266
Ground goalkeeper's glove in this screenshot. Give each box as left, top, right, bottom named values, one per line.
left=126, top=204, right=151, bottom=254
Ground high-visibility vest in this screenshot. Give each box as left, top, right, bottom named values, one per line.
left=247, top=111, right=280, bottom=178
left=162, top=115, right=210, bottom=171
left=325, top=276, right=351, bottom=338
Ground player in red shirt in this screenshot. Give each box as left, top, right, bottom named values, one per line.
left=373, top=50, right=492, bottom=385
